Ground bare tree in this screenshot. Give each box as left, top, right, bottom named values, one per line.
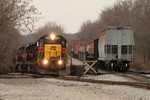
left=0, top=0, right=40, bottom=33
left=0, top=24, right=21, bottom=73
left=33, top=22, right=66, bottom=42
left=77, top=20, right=101, bottom=43
left=0, top=0, right=40, bottom=73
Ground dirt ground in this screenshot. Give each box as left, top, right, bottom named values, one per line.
left=0, top=58, right=149, bottom=100
left=0, top=77, right=149, bottom=100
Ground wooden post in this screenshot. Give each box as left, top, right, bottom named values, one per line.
left=83, top=60, right=98, bottom=75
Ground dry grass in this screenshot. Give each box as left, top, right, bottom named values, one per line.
left=132, top=62, right=150, bottom=70
left=0, top=67, right=8, bottom=74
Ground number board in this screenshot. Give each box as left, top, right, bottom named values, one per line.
left=50, top=46, right=56, bottom=50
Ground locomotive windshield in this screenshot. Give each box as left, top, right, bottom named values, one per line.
left=37, top=35, right=67, bottom=48
left=44, top=39, right=66, bottom=48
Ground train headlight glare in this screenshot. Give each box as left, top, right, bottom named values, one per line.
left=50, top=34, right=55, bottom=40
left=58, top=60, right=62, bottom=65
left=43, top=60, right=48, bottom=65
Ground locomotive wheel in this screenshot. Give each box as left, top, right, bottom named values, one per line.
left=18, top=65, right=22, bottom=72
left=27, top=65, right=31, bottom=73
left=15, top=64, right=20, bottom=72
left=26, top=65, right=32, bottom=73
left=21, top=65, right=25, bottom=74
left=35, top=66, right=40, bottom=74
left=113, top=63, right=119, bottom=71
left=106, top=63, right=111, bottom=70
left=29, top=65, right=36, bottom=73
left=23, top=65, right=28, bottom=73
left=120, top=65, right=130, bottom=72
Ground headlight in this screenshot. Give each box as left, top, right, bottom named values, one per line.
left=50, top=34, right=55, bottom=40
left=58, top=60, right=62, bottom=65
left=43, top=60, right=48, bottom=65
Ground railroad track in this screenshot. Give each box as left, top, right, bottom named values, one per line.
left=109, top=71, right=150, bottom=84
left=98, top=69, right=150, bottom=83
left=31, top=74, right=150, bottom=90
left=0, top=73, right=150, bottom=90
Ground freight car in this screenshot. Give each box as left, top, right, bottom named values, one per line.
left=78, top=43, right=87, bottom=60
left=13, top=33, right=68, bottom=74
left=70, top=40, right=81, bottom=58
left=72, top=27, right=134, bottom=72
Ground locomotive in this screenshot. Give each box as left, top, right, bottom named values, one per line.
left=71, top=27, right=134, bottom=72
left=13, top=33, right=68, bottom=74
left=36, top=34, right=68, bottom=72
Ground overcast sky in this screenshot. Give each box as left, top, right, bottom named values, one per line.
left=33, top=0, right=116, bottom=33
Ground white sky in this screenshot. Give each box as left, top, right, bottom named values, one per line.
left=33, top=0, right=116, bottom=34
